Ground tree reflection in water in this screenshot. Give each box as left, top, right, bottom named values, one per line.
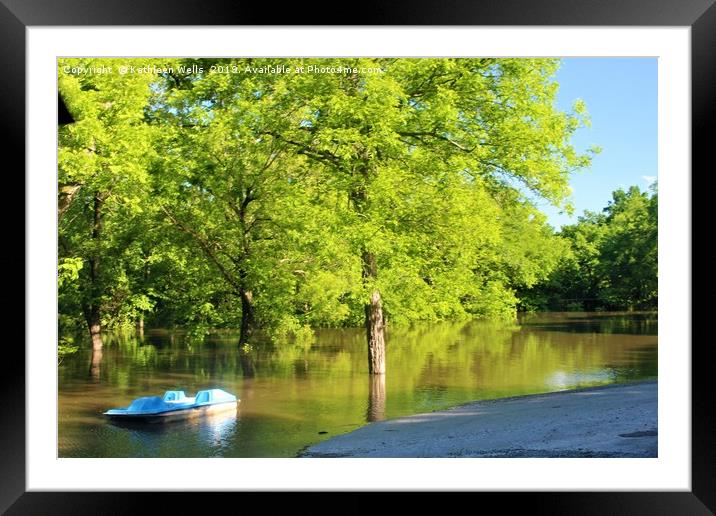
left=89, top=348, right=102, bottom=382
left=367, top=374, right=386, bottom=422
left=59, top=313, right=657, bottom=457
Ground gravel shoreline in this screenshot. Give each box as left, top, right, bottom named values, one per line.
left=300, top=380, right=657, bottom=458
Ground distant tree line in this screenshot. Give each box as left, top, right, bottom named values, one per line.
left=521, top=184, right=658, bottom=312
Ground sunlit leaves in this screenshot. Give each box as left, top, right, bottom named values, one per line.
left=59, top=57, right=597, bottom=342
left=530, top=185, right=658, bottom=311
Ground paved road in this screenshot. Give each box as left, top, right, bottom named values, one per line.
left=301, top=381, right=657, bottom=458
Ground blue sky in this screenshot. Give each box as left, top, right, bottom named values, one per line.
left=537, top=57, right=657, bottom=229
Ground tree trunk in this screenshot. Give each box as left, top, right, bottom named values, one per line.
left=237, top=192, right=256, bottom=348
left=239, top=348, right=256, bottom=378
left=86, top=306, right=103, bottom=351
left=83, top=192, right=105, bottom=351
left=361, top=249, right=386, bottom=374
left=239, top=288, right=255, bottom=346
left=352, top=178, right=387, bottom=375
left=365, top=289, right=386, bottom=374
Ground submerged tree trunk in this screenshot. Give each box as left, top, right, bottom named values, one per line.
left=365, top=290, right=386, bottom=374
left=239, top=347, right=257, bottom=378
left=84, top=304, right=103, bottom=351
left=89, top=347, right=102, bottom=382
left=352, top=178, right=387, bottom=375
left=361, top=250, right=386, bottom=375
left=160, top=205, right=257, bottom=348
left=239, top=288, right=255, bottom=346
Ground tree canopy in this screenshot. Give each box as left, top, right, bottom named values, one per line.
left=524, top=183, right=658, bottom=311
left=59, top=57, right=629, bottom=356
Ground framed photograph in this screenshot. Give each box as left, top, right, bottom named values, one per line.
left=7, top=0, right=710, bottom=512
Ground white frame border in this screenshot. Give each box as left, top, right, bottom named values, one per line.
left=27, top=26, right=690, bottom=491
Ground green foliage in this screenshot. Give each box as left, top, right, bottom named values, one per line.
left=529, top=184, right=658, bottom=311
left=58, top=57, right=601, bottom=345
left=58, top=257, right=84, bottom=289
left=58, top=57, right=161, bottom=335
left=58, top=336, right=80, bottom=360
left=597, top=184, right=658, bottom=308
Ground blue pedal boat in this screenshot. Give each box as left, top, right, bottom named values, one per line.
left=104, top=389, right=239, bottom=423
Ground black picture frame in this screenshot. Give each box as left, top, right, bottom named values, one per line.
left=5, top=0, right=709, bottom=513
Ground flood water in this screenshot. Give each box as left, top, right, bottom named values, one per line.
left=58, top=312, right=657, bottom=457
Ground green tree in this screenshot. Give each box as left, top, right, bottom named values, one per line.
left=58, top=57, right=596, bottom=377
left=58, top=58, right=158, bottom=350
left=259, top=58, right=593, bottom=373
left=533, top=183, right=657, bottom=310
left=598, top=184, right=658, bottom=309
left=150, top=61, right=351, bottom=344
